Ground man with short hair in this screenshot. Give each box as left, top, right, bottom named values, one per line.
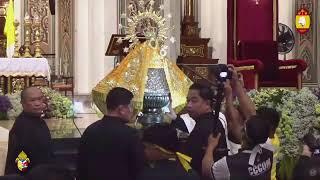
left=179, top=83, right=228, bottom=175
left=5, top=87, right=52, bottom=175
left=202, top=115, right=274, bottom=180
left=77, top=87, right=145, bottom=180
left=257, top=107, right=280, bottom=139
left=293, top=133, right=320, bottom=180
left=257, top=107, right=281, bottom=180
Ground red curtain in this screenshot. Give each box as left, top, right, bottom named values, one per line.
left=237, top=0, right=274, bottom=41
left=227, top=0, right=234, bottom=62
left=227, top=0, right=278, bottom=62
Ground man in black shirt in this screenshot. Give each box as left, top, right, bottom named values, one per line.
left=178, top=83, right=228, bottom=175
left=293, top=133, right=320, bottom=180
left=202, top=115, right=274, bottom=180
left=293, top=153, right=320, bottom=180
left=77, top=87, right=145, bottom=180
left=5, top=87, right=52, bottom=175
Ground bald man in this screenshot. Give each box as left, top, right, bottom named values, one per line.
left=5, top=87, right=53, bottom=176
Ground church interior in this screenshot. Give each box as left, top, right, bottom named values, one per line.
left=0, top=0, right=319, bottom=179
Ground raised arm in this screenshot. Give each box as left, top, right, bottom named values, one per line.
left=228, top=65, right=256, bottom=121
left=224, top=80, right=244, bottom=143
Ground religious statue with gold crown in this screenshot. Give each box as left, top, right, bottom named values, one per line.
left=92, top=0, right=192, bottom=127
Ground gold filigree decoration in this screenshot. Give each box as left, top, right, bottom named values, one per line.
left=92, top=42, right=192, bottom=114
left=12, top=78, right=26, bottom=93
left=181, top=44, right=205, bottom=57
left=122, top=0, right=171, bottom=49
left=0, top=77, right=5, bottom=94
left=195, top=67, right=208, bottom=79
left=27, top=0, right=52, bottom=54
left=59, top=0, right=73, bottom=76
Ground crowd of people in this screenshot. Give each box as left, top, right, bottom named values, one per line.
left=1, top=66, right=320, bottom=180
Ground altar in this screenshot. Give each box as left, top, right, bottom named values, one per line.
left=0, top=58, right=51, bottom=94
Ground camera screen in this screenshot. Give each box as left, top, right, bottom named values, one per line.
left=220, top=72, right=228, bottom=78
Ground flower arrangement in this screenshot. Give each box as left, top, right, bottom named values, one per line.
left=3, top=88, right=74, bottom=120
left=0, top=95, right=12, bottom=120
left=310, top=87, right=320, bottom=100
left=6, top=92, right=23, bottom=120
left=248, top=88, right=320, bottom=179
left=40, top=87, right=74, bottom=119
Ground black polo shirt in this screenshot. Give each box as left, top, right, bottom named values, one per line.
left=293, top=155, right=320, bottom=180
left=77, top=116, right=145, bottom=180
left=183, top=112, right=228, bottom=174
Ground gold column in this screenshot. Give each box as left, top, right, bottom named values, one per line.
left=185, top=0, right=194, bottom=17
left=181, top=0, right=199, bottom=37
left=34, top=14, right=42, bottom=58
left=13, top=20, right=20, bottom=58
left=272, top=0, right=277, bottom=41
left=7, top=77, right=11, bottom=93
left=185, top=0, right=189, bottom=16
left=0, top=77, right=4, bottom=94
left=23, top=13, right=32, bottom=58
left=189, top=0, right=194, bottom=16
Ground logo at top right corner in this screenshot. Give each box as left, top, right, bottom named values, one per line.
left=295, top=8, right=311, bottom=34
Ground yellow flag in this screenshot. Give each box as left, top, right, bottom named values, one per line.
left=4, top=0, right=15, bottom=58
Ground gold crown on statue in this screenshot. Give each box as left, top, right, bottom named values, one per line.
left=119, top=0, right=174, bottom=50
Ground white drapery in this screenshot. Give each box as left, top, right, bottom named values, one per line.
left=0, top=58, right=51, bottom=80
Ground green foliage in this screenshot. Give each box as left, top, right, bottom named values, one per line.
left=248, top=88, right=320, bottom=179
left=0, top=111, right=7, bottom=120
left=41, top=87, right=74, bottom=119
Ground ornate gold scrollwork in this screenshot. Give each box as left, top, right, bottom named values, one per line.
left=59, top=0, right=73, bottom=76
left=11, top=78, right=26, bottom=93
left=194, top=67, right=208, bottom=79
left=23, top=13, right=32, bottom=58
left=28, top=0, right=50, bottom=45
left=0, top=77, right=4, bottom=94
left=13, top=20, right=21, bottom=58
left=34, top=14, right=42, bottom=58
left=181, top=44, right=205, bottom=57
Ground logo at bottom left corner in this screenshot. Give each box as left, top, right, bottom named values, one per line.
left=15, top=151, right=30, bottom=172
